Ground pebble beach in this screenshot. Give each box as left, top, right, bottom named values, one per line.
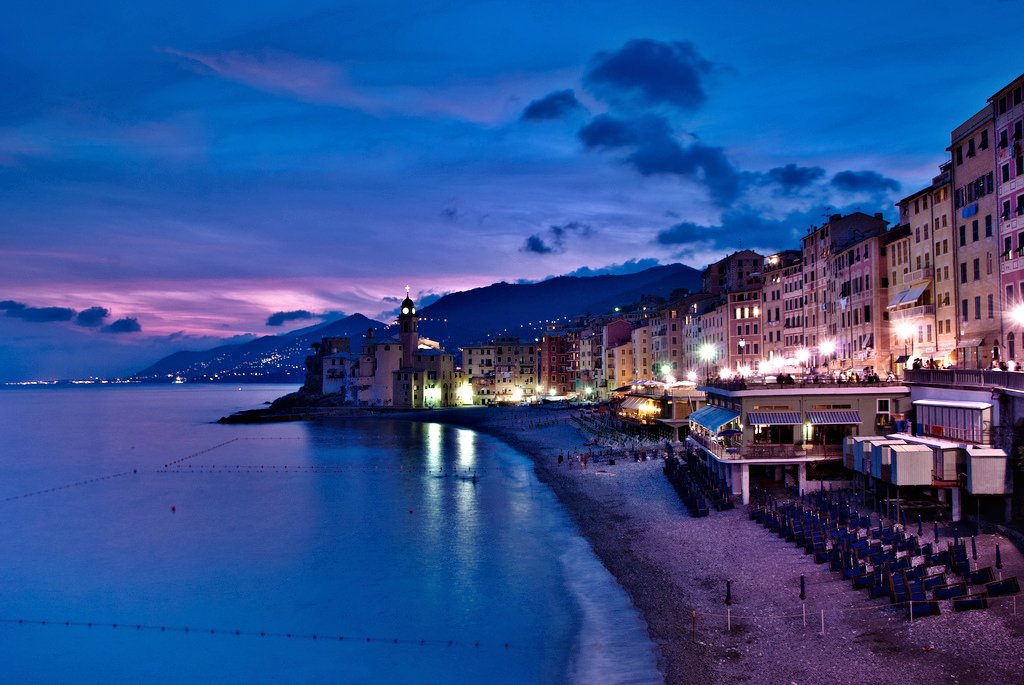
left=423, top=404, right=1024, bottom=685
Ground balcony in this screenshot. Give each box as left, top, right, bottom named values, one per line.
left=904, top=368, right=1024, bottom=392
left=906, top=265, right=934, bottom=282
left=689, top=432, right=843, bottom=461
left=890, top=304, right=935, bottom=320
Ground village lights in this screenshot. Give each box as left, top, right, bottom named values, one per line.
left=819, top=340, right=836, bottom=370
left=1012, top=304, right=1024, bottom=327
left=896, top=321, right=915, bottom=359
left=660, top=363, right=672, bottom=376
left=720, top=368, right=734, bottom=380
left=686, top=370, right=697, bottom=382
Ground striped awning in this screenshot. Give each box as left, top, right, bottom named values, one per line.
left=689, top=405, right=741, bottom=431
left=620, top=396, right=644, bottom=410
left=808, top=410, right=862, bottom=425
left=747, top=411, right=802, bottom=425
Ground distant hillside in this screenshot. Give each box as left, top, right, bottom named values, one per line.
left=134, top=313, right=385, bottom=382
left=415, top=263, right=701, bottom=348
left=133, top=263, right=700, bottom=382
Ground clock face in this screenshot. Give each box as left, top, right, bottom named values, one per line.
left=411, top=308, right=415, bottom=314
left=402, top=307, right=409, bottom=315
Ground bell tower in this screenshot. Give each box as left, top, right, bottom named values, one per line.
left=399, top=285, right=418, bottom=368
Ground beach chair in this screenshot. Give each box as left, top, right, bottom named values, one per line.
left=933, top=583, right=967, bottom=600
left=952, top=596, right=988, bottom=612
left=905, top=600, right=940, bottom=619
left=965, top=567, right=995, bottom=586
left=984, top=577, right=1020, bottom=598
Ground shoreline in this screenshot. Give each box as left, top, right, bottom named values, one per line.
left=392, top=404, right=1023, bottom=685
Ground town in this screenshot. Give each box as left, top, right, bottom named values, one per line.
left=302, top=73, right=1024, bottom=527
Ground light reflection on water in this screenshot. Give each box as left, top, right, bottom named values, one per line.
left=0, top=386, right=659, bottom=684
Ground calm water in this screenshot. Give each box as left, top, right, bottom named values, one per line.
left=0, top=385, right=659, bottom=684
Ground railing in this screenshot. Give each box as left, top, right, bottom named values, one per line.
left=905, top=368, right=1024, bottom=391
left=689, top=432, right=844, bottom=460
left=700, top=376, right=902, bottom=391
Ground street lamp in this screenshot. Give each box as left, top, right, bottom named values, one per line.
left=795, top=348, right=809, bottom=378
left=698, top=343, right=716, bottom=381
left=819, top=340, right=835, bottom=372
left=738, top=338, right=746, bottom=369
left=896, top=322, right=914, bottom=371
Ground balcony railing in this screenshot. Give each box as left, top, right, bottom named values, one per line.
left=689, top=432, right=844, bottom=460
left=904, top=368, right=1024, bottom=391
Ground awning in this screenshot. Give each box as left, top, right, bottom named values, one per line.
left=747, top=411, right=802, bottom=425
left=914, top=399, right=991, bottom=410
left=620, top=396, right=644, bottom=410
left=808, top=410, right=862, bottom=425
left=689, top=405, right=741, bottom=432
left=955, top=338, right=982, bottom=349
left=886, top=280, right=930, bottom=309
left=895, top=354, right=911, bottom=363
left=612, top=385, right=631, bottom=393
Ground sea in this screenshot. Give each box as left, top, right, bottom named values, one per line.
left=0, top=384, right=660, bottom=684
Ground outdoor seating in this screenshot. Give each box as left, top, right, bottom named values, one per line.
left=952, top=596, right=988, bottom=612
left=965, top=567, right=995, bottom=586
left=984, top=577, right=1020, bottom=597
left=906, top=600, right=940, bottom=619
left=933, top=583, right=967, bottom=600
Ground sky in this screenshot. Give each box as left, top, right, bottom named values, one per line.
left=2, top=0, right=1024, bottom=381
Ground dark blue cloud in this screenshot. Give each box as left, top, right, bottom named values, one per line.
left=579, top=114, right=745, bottom=206
left=266, top=310, right=314, bottom=326
left=521, top=235, right=555, bottom=254
left=75, top=306, right=110, bottom=327
left=562, top=258, right=661, bottom=277
left=103, top=317, right=142, bottom=334
left=521, top=89, right=586, bottom=121
left=764, top=164, right=825, bottom=193
left=831, top=170, right=900, bottom=194
left=0, top=300, right=75, bottom=322
left=656, top=210, right=795, bottom=249
left=521, top=221, right=593, bottom=256
left=583, top=39, right=714, bottom=112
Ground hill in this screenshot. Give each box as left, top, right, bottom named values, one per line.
left=414, top=263, right=701, bottom=347
left=133, top=313, right=384, bottom=382
left=133, top=263, right=701, bottom=381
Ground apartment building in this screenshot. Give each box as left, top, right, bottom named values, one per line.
left=992, top=75, right=1024, bottom=359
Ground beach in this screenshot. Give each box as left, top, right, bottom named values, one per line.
left=421, top=404, right=1024, bottom=685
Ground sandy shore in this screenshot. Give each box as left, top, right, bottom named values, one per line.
left=415, top=404, right=1024, bottom=685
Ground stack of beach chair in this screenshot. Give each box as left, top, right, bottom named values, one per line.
left=748, top=490, right=1021, bottom=620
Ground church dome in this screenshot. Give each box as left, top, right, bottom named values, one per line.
left=400, top=292, right=416, bottom=316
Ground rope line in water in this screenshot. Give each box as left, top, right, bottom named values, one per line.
left=0, top=618, right=512, bottom=651
left=2, top=471, right=136, bottom=503
left=163, top=438, right=240, bottom=467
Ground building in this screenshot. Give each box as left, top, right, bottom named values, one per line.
left=950, top=106, right=1000, bottom=368
left=687, top=377, right=910, bottom=504
left=760, top=251, right=802, bottom=369
left=992, top=75, right=1024, bottom=359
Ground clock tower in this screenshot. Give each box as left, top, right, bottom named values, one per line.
left=399, top=285, right=418, bottom=368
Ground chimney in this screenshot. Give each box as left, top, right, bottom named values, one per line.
left=874, top=212, right=883, bottom=219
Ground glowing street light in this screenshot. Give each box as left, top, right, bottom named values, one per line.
left=819, top=340, right=835, bottom=371
left=896, top=321, right=915, bottom=362
left=686, top=370, right=697, bottom=382
left=795, top=348, right=810, bottom=378
left=698, top=343, right=717, bottom=381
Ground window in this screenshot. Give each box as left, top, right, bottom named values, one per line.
left=988, top=294, right=994, bottom=319
left=962, top=299, right=968, bottom=322
left=960, top=225, right=966, bottom=246
left=1005, top=200, right=1013, bottom=220
left=956, top=145, right=963, bottom=165
left=975, top=296, right=981, bottom=320
left=864, top=305, right=870, bottom=323
left=960, top=262, right=967, bottom=283
left=1001, top=129, right=1010, bottom=148
left=968, top=138, right=976, bottom=157
left=973, top=220, right=979, bottom=242
left=1004, top=163, right=1012, bottom=184
left=981, top=130, right=989, bottom=150
left=986, top=214, right=993, bottom=237
left=987, top=252, right=993, bottom=275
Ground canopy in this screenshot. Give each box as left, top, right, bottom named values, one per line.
left=807, top=410, right=862, bottom=425
left=620, top=396, right=646, bottom=410
left=747, top=411, right=802, bottom=425
left=688, top=405, right=741, bottom=432
left=895, top=354, right=911, bottom=363
left=887, top=280, right=930, bottom=309
left=955, top=338, right=982, bottom=349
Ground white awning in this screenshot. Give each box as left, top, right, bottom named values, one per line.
left=913, top=399, right=991, bottom=410
left=887, top=280, right=929, bottom=309
left=955, top=338, right=982, bottom=349
left=747, top=411, right=802, bottom=425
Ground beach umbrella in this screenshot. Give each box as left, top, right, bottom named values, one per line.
left=934, top=521, right=940, bottom=543
left=995, top=544, right=1003, bottom=570
left=971, top=536, right=978, bottom=561
left=725, top=580, right=733, bottom=606
left=799, top=575, right=806, bottom=601
left=954, top=534, right=959, bottom=548
left=917, top=516, right=923, bottom=537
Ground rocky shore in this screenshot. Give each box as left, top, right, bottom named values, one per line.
left=414, top=404, right=1023, bottom=685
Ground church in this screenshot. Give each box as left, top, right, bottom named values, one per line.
left=317, top=289, right=468, bottom=408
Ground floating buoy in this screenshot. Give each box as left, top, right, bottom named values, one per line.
left=171, top=505, right=176, bottom=513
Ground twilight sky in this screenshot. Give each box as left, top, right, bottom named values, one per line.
left=2, top=0, right=1023, bottom=381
